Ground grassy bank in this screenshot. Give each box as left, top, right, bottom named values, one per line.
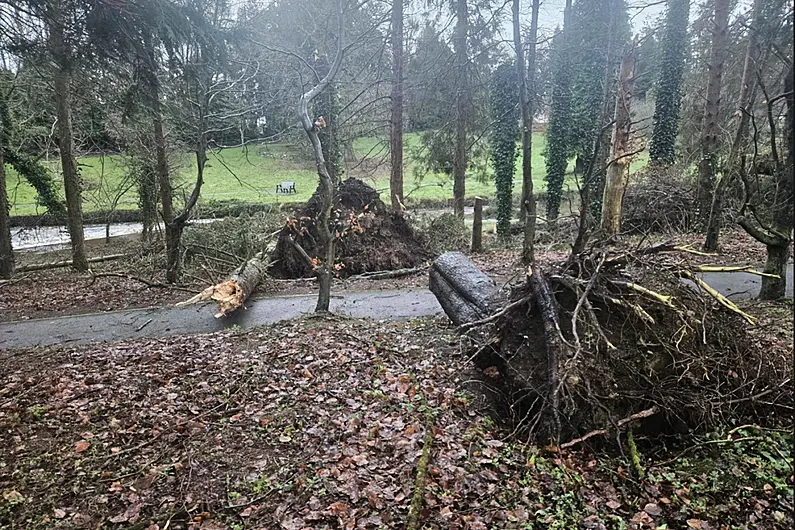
left=5, top=132, right=648, bottom=216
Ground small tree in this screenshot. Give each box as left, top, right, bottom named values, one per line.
left=489, top=62, right=518, bottom=239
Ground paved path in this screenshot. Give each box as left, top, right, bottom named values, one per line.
left=0, top=265, right=790, bottom=350
left=0, top=289, right=442, bottom=350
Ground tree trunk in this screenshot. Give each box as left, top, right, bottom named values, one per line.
left=759, top=242, right=790, bottom=300
left=514, top=0, right=539, bottom=264
left=0, top=135, right=12, bottom=280
left=50, top=5, right=88, bottom=272
left=429, top=251, right=505, bottom=325
left=389, top=0, right=405, bottom=209
left=600, top=42, right=636, bottom=237
left=703, top=0, right=763, bottom=252
left=471, top=196, right=483, bottom=252
left=453, top=0, right=468, bottom=219
left=177, top=254, right=266, bottom=317
left=696, top=0, right=729, bottom=227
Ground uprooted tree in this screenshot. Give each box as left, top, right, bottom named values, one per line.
left=430, top=247, right=792, bottom=446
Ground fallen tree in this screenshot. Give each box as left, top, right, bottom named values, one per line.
left=176, top=254, right=266, bottom=317
left=16, top=253, right=128, bottom=273
left=430, top=248, right=793, bottom=446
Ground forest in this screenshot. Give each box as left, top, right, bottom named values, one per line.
left=0, top=0, right=793, bottom=528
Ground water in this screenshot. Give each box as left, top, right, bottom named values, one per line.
left=11, top=219, right=217, bottom=252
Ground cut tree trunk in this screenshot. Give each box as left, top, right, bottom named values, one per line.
left=177, top=254, right=266, bottom=317
left=429, top=252, right=505, bottom=325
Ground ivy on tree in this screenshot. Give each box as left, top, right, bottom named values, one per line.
left=648, top=0, right=690, bottom=166
left=489, top=62, right=518, bottom=238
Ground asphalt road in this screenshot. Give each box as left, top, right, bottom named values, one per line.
left=0, top=264, right=791, bottom=350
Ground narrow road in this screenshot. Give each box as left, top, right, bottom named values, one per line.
left=0, top=289, right=442, bottom=350
left=0, top=265, right=790, bottom=350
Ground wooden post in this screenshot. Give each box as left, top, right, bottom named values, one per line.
left=471, top=197, right=483, bottom=252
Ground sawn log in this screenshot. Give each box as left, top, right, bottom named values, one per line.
left=429, top=252, right=506, bottom=326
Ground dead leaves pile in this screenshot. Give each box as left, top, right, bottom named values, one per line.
left=1, top=316, right=792, bottom=529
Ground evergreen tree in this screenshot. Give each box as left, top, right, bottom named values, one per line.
left=489, top=62, right=518, bottom=238
left=648, top=0, right=690, bottom=166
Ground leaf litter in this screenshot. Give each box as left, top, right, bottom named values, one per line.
left=0, top=313, right=792, bottom=529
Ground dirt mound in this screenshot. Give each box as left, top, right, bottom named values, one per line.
left=467, top=245, right=793, bottom=444
left=270, top=178, right=429, bottom=278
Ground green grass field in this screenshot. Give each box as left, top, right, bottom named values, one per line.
left=4, top=132, right=648, bottom=216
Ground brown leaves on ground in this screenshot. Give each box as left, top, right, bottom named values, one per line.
left=1, top=315, right=792, bottom=529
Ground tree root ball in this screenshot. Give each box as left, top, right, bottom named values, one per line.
left=461, top=250, right=793, bottom=444
left=269, top=178, right=429, bottom=278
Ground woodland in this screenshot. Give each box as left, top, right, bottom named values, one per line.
left=0, top=0, right=793, bottom=528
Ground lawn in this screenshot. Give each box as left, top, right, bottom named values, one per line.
left=4, top=132, right=648, bottom=216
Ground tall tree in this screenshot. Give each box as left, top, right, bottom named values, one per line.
left=600, top=40, right=636, bottom=236
left=489, top=62, right=518, bottom=239
left=696, top=0, right=730, bottom=226
left=47, top=0, right=88, bottom=271
left=703, top=0, right=767, bottom=251
left=389, top=0, right=404, bottom=209
left=452, top=0, right=469, bottom=218
left=0, top=90, right=11, bottom=279
left=648, top=0, right=690, bottom=166
left=514, top=0, right=539, bottom=262
left=543, top=0, right=573, bottom=222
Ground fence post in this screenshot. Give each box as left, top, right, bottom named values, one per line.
left=471, top=197, right=483, bottom=252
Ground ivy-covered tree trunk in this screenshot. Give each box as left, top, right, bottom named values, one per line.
left=452, top=0, right=469, bottom=219
left=389, top=0, right=404, bottom=209
left=600, top=42, right=636, bottom=236
left=696, top=0, right=729, bottom=227
left=49, top=2, right=88, bottom=272
left=543, top=0, right=573, bottom=222
left=648, top=0, right=690, bottom=166
left=490, top=63, right=518, bottom=240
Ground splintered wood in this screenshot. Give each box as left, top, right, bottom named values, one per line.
left=177, top=254, right=265, bottom=317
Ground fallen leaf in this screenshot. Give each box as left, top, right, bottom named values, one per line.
left=74, top=440, right=90, bottom=453
left=643, top=502, right=662, bottom=516
left=53, top=508, right=67, bottom=519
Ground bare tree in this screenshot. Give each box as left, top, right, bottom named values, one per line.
left=389, top=0, right=404, bottom=209
left=736, top=65, right=793, bottom=300
left=452, top=0, right=468, bottom=219
left=297, top=1, right=346, bottom=312
left=696, top=0, right=730, bottom=228
left=0, top=102, right=11, bottom=279
left=514, top=0, right=539, bottom=263
left=48, top=0, right=88, bottom=271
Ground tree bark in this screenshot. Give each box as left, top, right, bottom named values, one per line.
left=177, top=254, right=266, bottom=317
left=297, top=1, right=346, bottom=312
left=453, top=0, right=469, bottom=219
left=49, top=3, right=88, bottom=272
left=514, top=0, right=539, bottom=263
left=471, top=196, right=483, bottom=252
left=696, top=0, right=730, bottom=226
left=429, top=251, right=505, bottom=325
left=600, top=42, right=636, bottom=236
left=0, top=131, right=12, bottom=280
left=703, top=0, right=763, bottom=252
left=389, top=0, right=405, bottom=209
